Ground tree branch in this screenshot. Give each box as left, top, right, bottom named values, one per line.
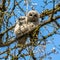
left=0, top=15, right=60, bottom=47
left=0, top=4, right=60, bottom=35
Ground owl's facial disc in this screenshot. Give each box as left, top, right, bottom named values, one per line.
left=29, top=13, right=38, bottom=21
left=27, top=10, right=39, bottom=22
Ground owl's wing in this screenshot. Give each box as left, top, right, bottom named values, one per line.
left=14, top=16, right=27, bottom=35
left=16, top=16, right=26, bottom=25
left=19, top=16, right=26, bottom=20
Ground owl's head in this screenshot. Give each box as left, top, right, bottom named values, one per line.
left=27, top=10, right=39, bottom=22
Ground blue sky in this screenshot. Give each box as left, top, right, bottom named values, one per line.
left=0, top=0, right=60, bottom=60
left=20, top=0, right=60, bottom=60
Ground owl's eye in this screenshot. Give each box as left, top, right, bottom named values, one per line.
left=29, top=13, right=32, bottom=16
left=34, top=14, right=37, bottom=17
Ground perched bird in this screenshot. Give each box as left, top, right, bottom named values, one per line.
left=14, top=10, right=40, bottom=44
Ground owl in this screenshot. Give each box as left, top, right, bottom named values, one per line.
left=14, top=10, right=39, bottom=44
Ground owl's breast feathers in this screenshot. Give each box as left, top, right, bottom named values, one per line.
left=19, top=16, right=27, bottom=24
left=14, top=22, right=37, bottom=35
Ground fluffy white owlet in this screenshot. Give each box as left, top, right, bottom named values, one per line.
left=14, top=10, right=39, bottom=44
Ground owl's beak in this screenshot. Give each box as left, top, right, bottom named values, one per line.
left=32, top=18, right=35, bottom=20
left=32, top=18, right=35, bottom=21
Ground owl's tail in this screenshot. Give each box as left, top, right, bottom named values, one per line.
left=17, top=36, right=27, bottom=44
